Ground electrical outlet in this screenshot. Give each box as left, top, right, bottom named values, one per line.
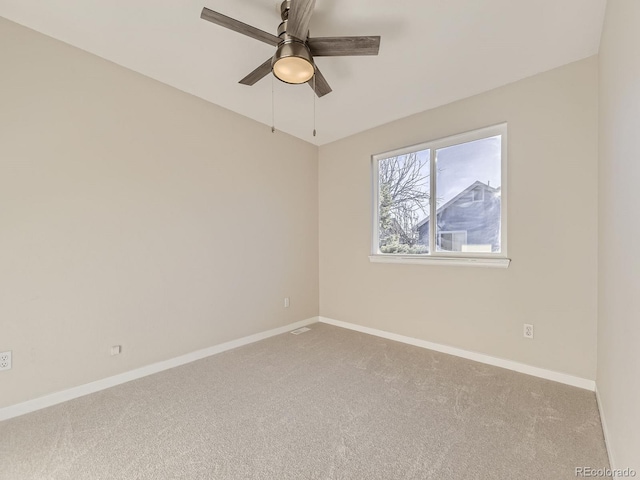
left=284, top=297, right=290, bottom=308
left=0, top=351, right=12, bottom=371
left=523, top=324, right=534, bottom=339
left=110, top=345, right=122, bottom=356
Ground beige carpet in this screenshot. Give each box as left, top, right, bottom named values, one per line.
left=0, top=323, right=610, bottom=479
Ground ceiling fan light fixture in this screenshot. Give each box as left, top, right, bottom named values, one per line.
left=272, top=39, right=315, bottom=84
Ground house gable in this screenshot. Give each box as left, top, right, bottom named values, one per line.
left=417, top=181, right=501, bottom=251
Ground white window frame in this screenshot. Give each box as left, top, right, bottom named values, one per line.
left=370, top=123, right=510, bottom=268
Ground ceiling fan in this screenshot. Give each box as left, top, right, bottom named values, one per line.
left=200, top=0, right=381, bottom=97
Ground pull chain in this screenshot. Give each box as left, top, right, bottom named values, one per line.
left=312, top=74, right=317, bottom=137
left=271, top=75, right=276, bottom=133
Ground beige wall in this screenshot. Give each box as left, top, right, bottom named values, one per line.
left=319, top=57, right=599, bottom=380
left=0, top=12, right=612, bottom=421
left=597, top=0, right=640, bottom=471
left=0, top=19, right=318, bottom=408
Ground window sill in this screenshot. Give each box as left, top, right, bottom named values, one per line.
left=368, top=255, right=511, bottom=268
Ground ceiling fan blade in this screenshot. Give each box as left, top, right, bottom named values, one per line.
left=287, top=0, right=316, bottom=41
left=308, top=36, right=381, bottom=57
left=239, top=58, right=273, bottom=86
left=308, top=66, right=332, bottom=98
left=201, top=7, right=280, bottom=47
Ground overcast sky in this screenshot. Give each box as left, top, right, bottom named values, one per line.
left=436, top=135, right=501, bottom=205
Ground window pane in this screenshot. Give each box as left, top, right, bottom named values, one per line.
left=378, top=149, right=430, bottom=254
left=435, top=136, right=502, bottom=253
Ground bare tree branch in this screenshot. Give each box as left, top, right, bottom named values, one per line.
left=379, top=152, right=430, bottom=250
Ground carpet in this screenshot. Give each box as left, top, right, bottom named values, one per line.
left=0, top=323, right=610, bottom=479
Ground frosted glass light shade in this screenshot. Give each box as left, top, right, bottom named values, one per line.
left=272, top=40, right=314, bottom=84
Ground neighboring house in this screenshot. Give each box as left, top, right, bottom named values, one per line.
left=417, top=181, right=501, bottom=252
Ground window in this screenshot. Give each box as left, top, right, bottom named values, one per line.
left=371, top=124, right=509, bottom=267
left=438, top=231, right=467, bottom=252
left=472, top=188, right=484, bottom=202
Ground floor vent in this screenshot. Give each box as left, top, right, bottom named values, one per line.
left=290, top=327, right=311, bottom=335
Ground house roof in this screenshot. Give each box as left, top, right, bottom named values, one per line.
left=416, top=181, right=499, bottom=229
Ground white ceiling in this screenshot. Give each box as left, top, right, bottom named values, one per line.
left=0, top=0, right=607, bottom=145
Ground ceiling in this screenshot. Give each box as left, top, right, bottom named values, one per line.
left=0, top=0, right=607, bottom=145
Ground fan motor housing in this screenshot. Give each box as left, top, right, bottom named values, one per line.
left=280, top=0, right=291, bottom=20
left=277, top=1, right=309, bottom=43
left=277, top=20, right=288, bottom=38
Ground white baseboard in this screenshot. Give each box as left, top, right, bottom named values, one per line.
left=0, top=317, right=318, bottom=422
left=319, top=317, right=596, bottom=391
left=595, top=385, right=616, bottom=469
left=1, top=316, right=597, bottom=422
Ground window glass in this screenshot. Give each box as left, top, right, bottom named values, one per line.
left=435, top=136, right=502, bottom=253
left=378, top=149, right=430, bottom=254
